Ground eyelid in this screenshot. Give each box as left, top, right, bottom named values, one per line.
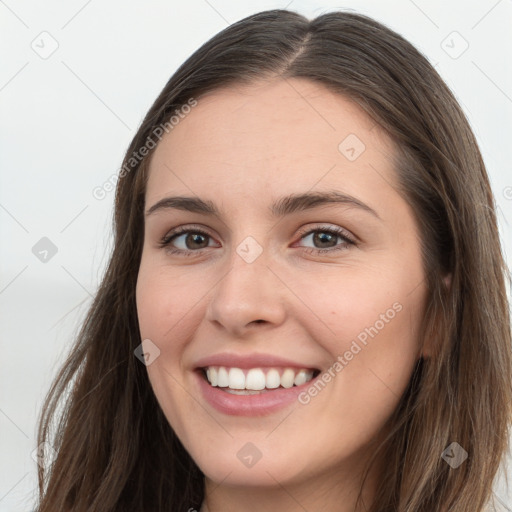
left=158, top=224, right=216, bottom=249
left=161, top=223, right=356, bottom=242
left=159, top=223, right=357, bottom=255
left=295, top=223, right=357, bottom=245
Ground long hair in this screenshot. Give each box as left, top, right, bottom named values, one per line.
left=36, top=9, right=512, bottom=511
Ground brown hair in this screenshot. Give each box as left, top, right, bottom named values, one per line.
left=36, top=9, right=512, bottom=511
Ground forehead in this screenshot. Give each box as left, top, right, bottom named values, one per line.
left=145, top=78, right=398, bottom=212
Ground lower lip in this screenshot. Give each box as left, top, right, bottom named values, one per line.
left=195, top=370, right=317, bottom=416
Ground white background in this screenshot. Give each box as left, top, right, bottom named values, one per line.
left=1, top=0, right=511, bottom=510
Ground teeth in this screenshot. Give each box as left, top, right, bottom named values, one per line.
left=294, top=369, right=308, bottom=386
left=204, top=366, right=315, bottom=390
left=245, top=368, right=266, bottom=390
left=265, top=368, right=281, bottom=389
left=206, top=367, right=217, bottom=386
left=217, top=367, right=229, bottom=387
left=225, top=388, right=267, bottom=395
left=228, top=368, right=245, bottom=389
left=281, top=368, right=295, bottom=388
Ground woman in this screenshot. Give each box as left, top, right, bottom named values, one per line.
left=36, top=9, right=512, bottom=512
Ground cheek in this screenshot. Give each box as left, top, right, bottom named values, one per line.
left=344, top=306, right=423, bottom=436
left=299, top=263, right=423, bottom=354
left=135, top=265, right=203, bottom=442
left=135, top=262, right=202, bottom=344
left=338, top=300, right=421, bottom=398
left=299, top=264, right=425, bottom=417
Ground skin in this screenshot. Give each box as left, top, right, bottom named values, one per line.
left=135, top=77, right=429, bottom=512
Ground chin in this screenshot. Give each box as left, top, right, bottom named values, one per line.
left=188, top=439, right=320, bottom=489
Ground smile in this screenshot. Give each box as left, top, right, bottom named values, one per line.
left=203, top=366, right=317, bottom=393
left=193, top=353, right=322, bottom=415
left=195, top=364, right=321, bottom=415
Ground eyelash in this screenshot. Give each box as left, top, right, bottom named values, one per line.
left=158, top=224, right=356, bottom=257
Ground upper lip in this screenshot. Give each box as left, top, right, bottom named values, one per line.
left=194, top=352, right=320, bottom=371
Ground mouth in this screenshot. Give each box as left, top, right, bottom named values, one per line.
left=198, top=366, right=321, bottom=395
left=193, top=353, right=324, bottom=416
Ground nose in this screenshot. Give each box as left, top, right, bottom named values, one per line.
left=205, top=245, right=287, bottom=337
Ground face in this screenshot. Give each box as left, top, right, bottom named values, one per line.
left=136, top=78, right=428, bottom=500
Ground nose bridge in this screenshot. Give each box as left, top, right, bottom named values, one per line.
left=205, top=234, right=286, bottom=332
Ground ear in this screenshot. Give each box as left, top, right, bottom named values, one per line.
left=420, top=272, right=452, bottom=359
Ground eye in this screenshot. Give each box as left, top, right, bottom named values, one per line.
left=158, top=224, right=356, bottom=257
left=158, top=226, right=218, bottom=256
left=295, top=226, right=356, bottom=255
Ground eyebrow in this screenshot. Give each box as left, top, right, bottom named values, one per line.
left=145, top=191, right=380, bottom=220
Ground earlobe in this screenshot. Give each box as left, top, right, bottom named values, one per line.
left=420, top=345, right=432, bottom=360
left=420, top=332, right=438, bottom=360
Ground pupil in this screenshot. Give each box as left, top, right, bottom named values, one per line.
left=184, top=232, right=337, bottom=250
left=187, top=233, right=207, bottom=249
left=315, top=232, right=335, bottom=248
